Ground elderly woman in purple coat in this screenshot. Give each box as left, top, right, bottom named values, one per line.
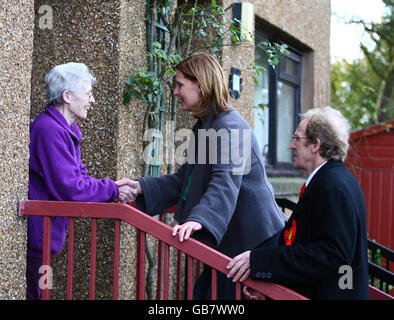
left=26, top=62, right=135, bottom=300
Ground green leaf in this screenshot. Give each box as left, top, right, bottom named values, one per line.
left=132, top=90, right=142, bottom=100
left=122, top=91, right=132, bottom=105
left=152, top=41, right=162, bottom=49
left=165, top=69, right=176, bottom=77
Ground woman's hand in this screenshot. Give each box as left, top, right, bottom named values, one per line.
left=172, top=221, right=202, bottom=242
left=115, top=179, right=142, bottom=204
left=115, top=178, right=142, bottom=194
left=117, top=184, right=136, bottom=204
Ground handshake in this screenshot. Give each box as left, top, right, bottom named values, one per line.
left=114, top=178, right=202, bottom=243
left=114, top=178, right=142, bottom=204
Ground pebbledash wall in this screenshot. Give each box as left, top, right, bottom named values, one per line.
left=0, top=0, right=34, bottom=300
left=224, top=0, right=331, bottom=122
left=0, top=0, right=330, bottom=299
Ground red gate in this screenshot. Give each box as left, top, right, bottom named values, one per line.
left=19, top=200, right=307, bottom=300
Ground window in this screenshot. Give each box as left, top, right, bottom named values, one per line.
left=254, top=30, right=302, bottom=176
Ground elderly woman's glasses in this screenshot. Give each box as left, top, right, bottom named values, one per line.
left=68, top=90, right=93, bottom=99
left=79, top=91, right=93, bottom=99
left=291, top=134, right=309, bottom=142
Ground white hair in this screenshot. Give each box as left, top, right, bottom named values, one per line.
left=45, top=62, right=96, bottom=105
left=302, top=106, right=350, bottom=161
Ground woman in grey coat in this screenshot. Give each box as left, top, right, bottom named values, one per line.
left=133, top=53, right=285, bottom=299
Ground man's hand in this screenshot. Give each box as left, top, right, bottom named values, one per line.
left=226, top=250, right=251, bottom=282
left=115, top=178, right=142, bottom=204
left=172, top=221, right=202, bottom=242
left=115, top=178, right=142, bottom=193
left=117, top=185, right=135, bottom=204
left=243, top=286, right=263, bottom=300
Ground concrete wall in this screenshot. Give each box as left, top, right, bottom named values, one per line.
left=0, top=0, right=34, bottom=299
left=254, top=0, right=331, bottom=110
left=222, top=0, right=331, bottom=125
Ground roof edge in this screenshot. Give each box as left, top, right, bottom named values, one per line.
left=350, top=120, right=394, bottom=141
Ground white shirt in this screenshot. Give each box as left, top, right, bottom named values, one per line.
left=305, top=161, right=328, bottom=187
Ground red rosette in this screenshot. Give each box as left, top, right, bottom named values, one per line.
left=284, top=220, right=296, bottom=246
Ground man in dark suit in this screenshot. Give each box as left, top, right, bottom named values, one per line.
left=227, top=106, right=369, bottom=300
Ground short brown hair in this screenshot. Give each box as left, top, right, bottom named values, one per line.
left=175, top=53, right=230, bottom=120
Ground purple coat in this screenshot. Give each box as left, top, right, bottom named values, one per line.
left=27, top=105, right=119, bottom=257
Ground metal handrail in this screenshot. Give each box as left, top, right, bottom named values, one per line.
left=368, top=239, right=394, bottom=294
left=368, top=239, right=393, bottom=270
left=19, top=200, right=307, bottom=300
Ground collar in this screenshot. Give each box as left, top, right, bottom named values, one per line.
left=195, top=104, right=234, bottom=130
left=306, top=160, right=328, bottom=187
left=45, top=105, right=82, bottom=142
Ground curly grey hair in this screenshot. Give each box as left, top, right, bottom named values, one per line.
left=302, top=106, right=350, bottom=162
left=45, top=62, right=96, bottom=105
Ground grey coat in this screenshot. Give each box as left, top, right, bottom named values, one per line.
left=137, top=108, right=285, bottom=257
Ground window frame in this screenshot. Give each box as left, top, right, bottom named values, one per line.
left=254, top=32, right=303, bottom=177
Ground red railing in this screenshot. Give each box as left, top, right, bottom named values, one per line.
left=19, top=200, right=308, bottom=300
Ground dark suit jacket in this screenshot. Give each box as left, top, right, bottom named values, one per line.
left=250, top=160, right=369, bottom=299
left=136, top=108, right=285, bottom=257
